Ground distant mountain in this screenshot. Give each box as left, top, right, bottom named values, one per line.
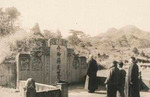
left=97, top=25, right=150, bottom=48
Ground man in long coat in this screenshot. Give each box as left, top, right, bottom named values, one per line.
left=105, top=61, right=120, bottom=97
left=126, top=57, right=140, bottom=97
left=118, top=62, right=126, bottom=97
left=87, top=54, right=98, bottom=93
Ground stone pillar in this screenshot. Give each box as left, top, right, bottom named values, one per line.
left=57, top=82, right=68, bottom=97
left=24, top=78, right=36, bottom=97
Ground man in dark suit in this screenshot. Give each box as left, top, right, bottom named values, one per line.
left=105, top=61, right=120, bottom=97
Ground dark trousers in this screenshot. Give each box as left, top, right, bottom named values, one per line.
left=107, top=84, right=117, bottom=97
left=118, top=86, right=125, bottom=97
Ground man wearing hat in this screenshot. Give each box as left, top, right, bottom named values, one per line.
left=105, top=61, right=120, bottom=97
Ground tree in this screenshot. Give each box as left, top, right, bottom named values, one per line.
left=5, top=7, right=20, bottom=32
left=67, top=30, right=82, bottom=46
left=5, top=7, right=20, bottom=19
left=0, top=7, right=21, bottom=36
left=43, top=29, right=54, bottom=39
left=70, top=29, right=84, bottom=38
left=0, top=9, right=11, bottom=36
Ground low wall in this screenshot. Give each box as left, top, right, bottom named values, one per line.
left=97, top=76, right=106, bottom=86
left=36, top=89, right=61, bottom=97
left=97, top=76, right=150, bottom=91
left=19, top=80, right=57, bottom=92
left=19, top=80, right=68, bottom=97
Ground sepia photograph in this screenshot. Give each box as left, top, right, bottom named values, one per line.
left=0, top=0, right=150, bottom=97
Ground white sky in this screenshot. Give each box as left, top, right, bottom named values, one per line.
left=0, top=0, right=150, bottom=37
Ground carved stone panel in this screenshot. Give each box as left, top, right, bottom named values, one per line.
left=20, top=57, right=30, bottom=71
left=67, top=48, right=74, bottom=57
left=31, top=39, right=46, bottom=52
left=32, top=58, right=42, bottom=71
left=80, top=57, right=87, bottom=69
left=19, top=54, right=31, bottom=71
left=73, top=56, right=80, bottom=69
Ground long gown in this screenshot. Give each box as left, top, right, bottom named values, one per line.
left=126, top=62, right=140, bottom=97
left=87, top=59, right=98, bottom=92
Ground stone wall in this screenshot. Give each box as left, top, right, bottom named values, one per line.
left=0, top=63, right=16, bottom=88
left=19, top=78, right=68, bottom=97
left=16, top=38, right=88, bottom=88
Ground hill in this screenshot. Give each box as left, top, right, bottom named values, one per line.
left=72, top=25, right=150, bottom=68
left=97, top=25, right=150, bottom=48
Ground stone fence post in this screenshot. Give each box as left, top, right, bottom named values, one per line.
left=57, top=82, right=68, bottom=97
left=24, top=78, right=36, bottom=97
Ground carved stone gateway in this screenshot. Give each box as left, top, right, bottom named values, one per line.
left=16, top=38, right=87, bottom=87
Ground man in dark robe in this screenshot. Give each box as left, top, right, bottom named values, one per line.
left=87, top=54, right=98, bottom=93
left=105, top=61, right=120, bottom=97
left=126, top=57, right=140, bottom=97
left=118, top=62, right=126, bottom=97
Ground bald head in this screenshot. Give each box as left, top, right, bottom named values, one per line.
left=89, top=54, right=94, bottom=60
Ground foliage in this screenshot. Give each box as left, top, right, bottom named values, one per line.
left=0, top=7, right=20, bottom=36
left=42, top=29, right=54, bottom=39
left=55, top=29, right=62, bottom=39
left=5, top=7, right=20, bottom=20
left=67, top=30, right=83, bottom=46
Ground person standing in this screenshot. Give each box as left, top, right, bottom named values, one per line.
left=87, top=54, right=98, bottom=93
left=105, top=61, right=120, bottom=97
left=126, top=57, right=140, bottom=97
left=118, top=62, right=126, bottom=97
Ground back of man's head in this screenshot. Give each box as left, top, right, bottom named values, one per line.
left=130, top=56, right=136, bottom=63
left=113, top=61, right=118, bottom=67
left=119, top=62, right=124, bottom=68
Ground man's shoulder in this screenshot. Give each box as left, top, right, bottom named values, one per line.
left=93, top=59, right=97, bottom=62
left=120, top=68, right=126, bottom=74
left=110, top=67, right=119, bottom=72
left=119, top=68, right=126, bottom=71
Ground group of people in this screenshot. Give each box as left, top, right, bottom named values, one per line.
left=87, top=55, right=140, bottom=97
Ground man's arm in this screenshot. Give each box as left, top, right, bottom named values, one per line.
left=105, top=69, right=112, bottom=84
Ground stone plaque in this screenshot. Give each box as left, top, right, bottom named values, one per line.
left=80, top=57, right=87, bottom=69
left=20, top=57, right=30, bottom=71
left=73, top=57, right=79, bottom=69
left=32, top=58, right=42, bottom=71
